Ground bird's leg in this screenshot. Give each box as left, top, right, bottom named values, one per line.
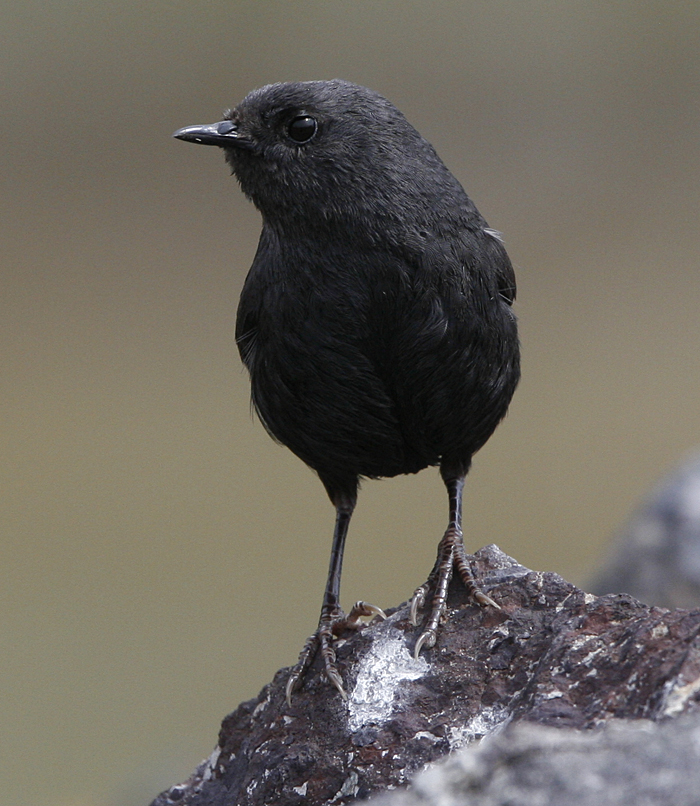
left=410, top=469, right=499, bottom=659
left=285, top=488, right=385, bottom=706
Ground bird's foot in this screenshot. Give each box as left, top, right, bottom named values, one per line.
left=410, top=526, right=500, bottom=659
left=285, top=600, right=386, bottom=706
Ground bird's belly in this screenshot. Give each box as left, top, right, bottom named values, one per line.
left=247, top=336, right=432, bottom=479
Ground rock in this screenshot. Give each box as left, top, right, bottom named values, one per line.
left=369, top=713, right=700, bottom=806
left=149, top=545, right=700, bottom=806
left=592, top=452, right=700, bottom=608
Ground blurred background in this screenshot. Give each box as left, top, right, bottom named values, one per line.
left=1, top=2, right=699, bottom=804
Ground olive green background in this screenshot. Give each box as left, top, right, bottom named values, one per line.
left=2, top=2, right=699, bottom=804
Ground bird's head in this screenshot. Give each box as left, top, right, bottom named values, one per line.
left=174, top=80, right=460, bottom=239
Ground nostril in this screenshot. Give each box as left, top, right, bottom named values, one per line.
left=217, top=120, right=237, bottom=135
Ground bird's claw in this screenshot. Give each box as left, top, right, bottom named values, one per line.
left=285, top=600, right=384, bottom=705
left=285, top=671, right=300, bottom=707
left=286, top=635, right=342, bottom=707
left=409, top=587, right=426, bottom=626
left=414, top=628, right=436, bottom=660
left=410, top=525, right=501, bottom=659
left=325, top=667, right=348, bottom=700
left=473, top=590, right=501, bottom=610
left=344, top=600, right=386, bottom=629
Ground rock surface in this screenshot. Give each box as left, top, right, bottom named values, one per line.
left=592, top=452, right=700, bottom=609
left=369, top=713, right=700, bottom=806
left=149, top=545, right=700, bottom=806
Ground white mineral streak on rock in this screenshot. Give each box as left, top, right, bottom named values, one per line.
left=448, top=705, right=512, bottom=750
left=348, top=622, right=429, bottom=732
left=663, top=673, right=700, bottom=717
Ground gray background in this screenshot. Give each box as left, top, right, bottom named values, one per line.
left=2, top=2, right=699, bottom=805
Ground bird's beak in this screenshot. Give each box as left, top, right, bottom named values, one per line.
left=173, top=120, right=243, bottom=147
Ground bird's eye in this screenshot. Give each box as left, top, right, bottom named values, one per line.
left=287, top=115, right=317, bottom=143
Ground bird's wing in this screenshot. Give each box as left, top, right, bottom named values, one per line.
left=484, top=228, right=517, bottom=305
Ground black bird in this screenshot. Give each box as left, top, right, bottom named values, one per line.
left=174, top=80, right=520, bottom=703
